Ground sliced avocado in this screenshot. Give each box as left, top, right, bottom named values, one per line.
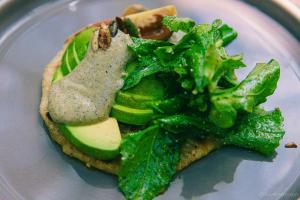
left=53, top=27, right=95, bottom=81
left=115, top=91, right=156, bottom=109
left=59, top=118, right=121, bottom=160
left=52, top=68, right=64, bottom=83
left=125, top=61, right=138, bottom=74
left=124, top=76, right=166, bottom=99
left=110, top=104, right=154, bottom=125
left=116, top=76, right=166, bottom=108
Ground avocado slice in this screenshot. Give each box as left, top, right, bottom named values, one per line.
left=115, top=76, right=166, bottom=109
left=111, top=104, right=154, bottom=125
left=125, top=76, right=166, bottom=99
left=52, top=68, right=64, bottom=83
left=59, top=118, right=121, bottom=160
left=115, top=91, right=156, bottom=109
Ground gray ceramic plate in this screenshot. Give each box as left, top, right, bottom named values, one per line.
left=0, top=0, right=300, bottom=199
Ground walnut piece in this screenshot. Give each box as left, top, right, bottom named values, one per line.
left=98, top=23, right=112, bottom=50
left=92, top=23, right=112, bottom=51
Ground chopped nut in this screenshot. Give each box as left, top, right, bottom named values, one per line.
left=122, top=4, right=147, bottom=16
left=285, top=142, right=298, bottom=148
left=86, top=162, right=91, bottom=168
left=98, top=23, right=112, bottom=50
left=92, top=23, right=112, bottom=51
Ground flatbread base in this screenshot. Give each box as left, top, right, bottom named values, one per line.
left=39, top=21, right=220, bottom=176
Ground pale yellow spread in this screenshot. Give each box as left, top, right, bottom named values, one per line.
left=48, top=31, right=132, bottom=125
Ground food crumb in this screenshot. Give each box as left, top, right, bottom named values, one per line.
left=285, top=142, right=298, bottom=148
left=86, top=162, right=91, bottom=167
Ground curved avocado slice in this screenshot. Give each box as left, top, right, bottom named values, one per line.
left=52, top=68, right=64, bottom=83
left=124, top=76, right=166, bottom=99
left=59, top=118, right=121, bottom=160
left=111, top=104, right=154, bottom=125
left=115, top=76, right=166, bottom=109
left=115, top=91, right=156, bottom=109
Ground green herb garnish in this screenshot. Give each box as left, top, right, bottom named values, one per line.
left=117, top=16, right=284, bottom=199
left=119, top=125, right=180, bottom=200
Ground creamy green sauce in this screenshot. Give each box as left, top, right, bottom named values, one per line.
left=48, top=31, right=132, bottom=125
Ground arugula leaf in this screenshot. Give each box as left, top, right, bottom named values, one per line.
left=217, top=50, right=245, bottom=88
left=190, top=23, right=242, bottom=92
left=185, top=42, right=244, bottom=93
left=127, top=19, right=241, bottom=94
left=209, top=59, right=280, bottom=128
left=188, top=94, right=208, bottom=111
left=197, top=44, right=221, bottom=91
left=156, top=20, right=239, bottom=93
left=162, top=16, right=196, bottom=32
left=155, top=114, right=217, bottom=135
left=193, top=20, right=222, bottom=48
left=123, top=59, right=173, bottom=90
left=119, top=125, right=180, bottom=200
left=146, top=96, right=185, bottom=114
left=155, top=108, right=284, bottom=155
left=224, top=108, right=284, bottom=155
left=185, top=43, right=205, bottom=92
left=128, top=37, right=172, bottom=55
left=117, top=16, right=283, bottom=200
left=124, top=38, right=175, bottom=90
left=209, top=49, right=245, bottom=91
left=218, top=24, right=238, bottom=46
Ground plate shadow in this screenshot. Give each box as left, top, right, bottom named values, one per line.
left=178, top=146, right=276, bottom=199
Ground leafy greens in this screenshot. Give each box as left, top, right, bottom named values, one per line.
left=51, top=15, right=285, bottom=200
left=209, top=59, right=280, bottom=128
left=155, top=108, right=284, bottom=155
left=117, top=16, right=284, bottom=200
left=119, top=125, right=180, bottom=200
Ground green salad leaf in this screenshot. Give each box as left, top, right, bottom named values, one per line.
left=129, top=37, right=172, bottom=55
left=122, top=57, right=172, bottom=90
left=125, top=19, right=242, bottom=94
left=123, top=59, right=173, bottom=90
left=223, top=108, right=284, bottom=155
left=218, top=24, right=238, bottom=46
left=146, top=96, right=185, bottom=114
left=162, top=16, right=196, bottom=32
left=119, top=108, right=284, bottom=200
left=155, top=114, right=217, bottom=135
left=155, top=108, right=284, bottom=155
left=209, top=59, right=280, bottom=128
left=119, top=125, right=180, bottom=200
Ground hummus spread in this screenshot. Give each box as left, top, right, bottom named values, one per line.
left=48, top=31, right=132, bottom=125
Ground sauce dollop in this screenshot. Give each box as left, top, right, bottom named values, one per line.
left=48, top=31, right=132, bottom=125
